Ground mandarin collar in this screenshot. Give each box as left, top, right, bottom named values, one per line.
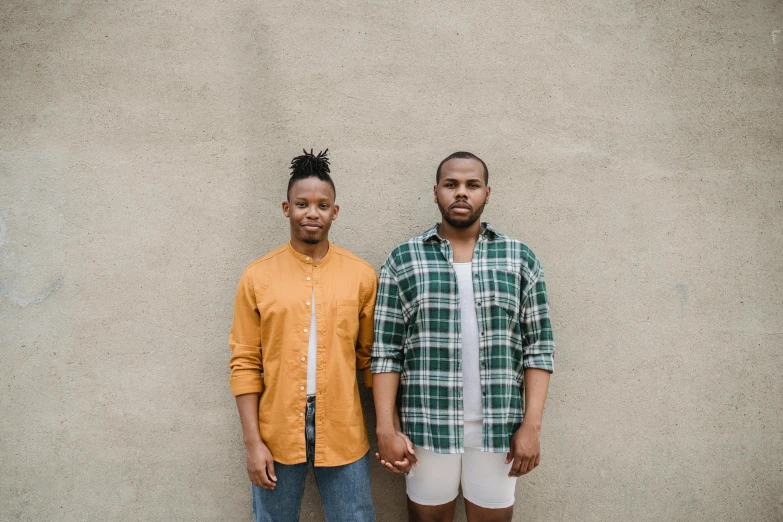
left=286, top=241, right=333, bottom=266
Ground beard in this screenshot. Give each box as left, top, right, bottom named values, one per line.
left=437, top=198, right=486, bottom=229
left=302, top=237, right=321, bottom=245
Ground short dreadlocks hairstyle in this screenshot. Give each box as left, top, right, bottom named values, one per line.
left=287, top=148, right=336, bottom=201
left=436, top=151, right=489, bottom=184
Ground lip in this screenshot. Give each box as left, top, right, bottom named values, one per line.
left=450, top=202, right=472, bottom=214
left=301, top=223, right=322, bottom=230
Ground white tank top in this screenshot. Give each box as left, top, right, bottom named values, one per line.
left=306, top=289, right=317, bottom=395
left=453, top=262, right=484, bottom=421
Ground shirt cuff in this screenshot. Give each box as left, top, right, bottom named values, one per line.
left=362, top=368, right=373, bottom=388
left=229, top=374, right=265, bottom=396
left=371, top=357, right=403, bottom=374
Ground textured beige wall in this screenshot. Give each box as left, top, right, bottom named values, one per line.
left=1, top=1, right=782, bottom=521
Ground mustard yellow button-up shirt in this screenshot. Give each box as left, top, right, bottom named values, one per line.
left=229, top=242, right=377, bottom=466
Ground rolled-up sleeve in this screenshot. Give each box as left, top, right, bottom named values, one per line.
left=371, top=257, right=405, bottom=374
left=356, top=269, right=378, bottom=387
left=521, top=260, right=555, bottom=373
left=228, top=267, right=265, bottom=396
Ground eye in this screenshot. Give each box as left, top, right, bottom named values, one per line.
left=320, top=204, right=330, bottom=209
left=296, top=202, right=306, bottom=207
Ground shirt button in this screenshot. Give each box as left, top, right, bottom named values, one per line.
left=481, top=331, right=485, bottom=336
left=305, top=257, right=310, bottom=261
left=476, top=301, right=481, bottom=307
left=300, top=412, right=304, bottom=417
left=300, top=386, right=305, bottom=391
left=301, top=357, right=306, bottom=361
left=306, top=301, right=311, bottom=306
left=306, top=276, right=311, bottom=281
left=304, top=328, right=308, bottom=333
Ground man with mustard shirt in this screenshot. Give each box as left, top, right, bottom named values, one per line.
left=229, top=149, right=377, bottom=522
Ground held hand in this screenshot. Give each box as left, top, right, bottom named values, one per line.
left=375, top=430, right=419, bottom=474
left=505, top=422, right=541, bottom=477
left=246, top=441, right=277, bottom=489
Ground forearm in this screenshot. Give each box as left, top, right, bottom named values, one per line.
left=372, top=372, right=400, bottom=434
left=235, top=393, right=263, bottom=447
left=522, top=368, right=550, bottom=429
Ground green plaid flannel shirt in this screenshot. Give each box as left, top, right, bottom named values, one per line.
left=371, top=223, right=554, bottom=454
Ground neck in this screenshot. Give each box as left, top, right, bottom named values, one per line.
left=438, top=219, right=482, bottom=244
left=290, top=237, right=330, bottom=262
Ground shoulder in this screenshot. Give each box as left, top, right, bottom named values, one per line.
left=331, top=244, right=377, bottom=280
left=384, top=232, right=432, bottom=268
left=489, top=230, right=541, bottom=273
left=242, top=244, right=288, bottom=281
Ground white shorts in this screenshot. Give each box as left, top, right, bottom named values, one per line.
left=405, top=421, right=517, bottom=509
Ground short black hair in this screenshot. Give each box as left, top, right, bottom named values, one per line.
left=287, top=148, right=336, bottom=200
left=436, top=151, right=489, bottom=184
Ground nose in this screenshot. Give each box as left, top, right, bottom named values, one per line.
left=306, top=204, right=319, bottom=218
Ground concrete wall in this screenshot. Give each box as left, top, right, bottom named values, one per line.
left=1, top=1, right=781, bottom=520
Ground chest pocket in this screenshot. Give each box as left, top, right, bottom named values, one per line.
left=336, top=299, right=360, bottom=342
left=491, top=269, right=521, bottom=317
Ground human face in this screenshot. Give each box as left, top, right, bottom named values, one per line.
left=282, top=177, right=339, bottom=247
left=434, top=158, right=490, bottom=229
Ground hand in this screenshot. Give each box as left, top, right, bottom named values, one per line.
left=246, top=441, right=277, bottom=489
left=505, top=422, right=541, bottom=477
left=376, top=430, right=418, bottom=474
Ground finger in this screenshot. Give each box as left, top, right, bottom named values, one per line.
left=517, top=457, right=532, bottom=477
left=393, top=459, right=412, bottom=473
left=256, top=469, right=276, bottom=489
left=266, top=459, right=277, bottom=482
left=526, top=455, right=540, bottom=474
left=534, top=455, right=541, bottom=468
left=403, top=447, right=419, bottom=467
left=400, top=433, right=416, bottom=454
left=505, top=451, right=513, bottom=465
left=384, top=461, right=401, bottom=473
left=375, top=452, right=382, bottom=462
left=508, top=456, right=523, bottom=478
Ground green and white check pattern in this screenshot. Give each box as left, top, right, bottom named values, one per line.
left=371, top=223, right=554, bottom=454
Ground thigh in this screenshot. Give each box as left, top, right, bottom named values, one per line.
left=314, top=452, right=376, bottom=522
left=460, top=448, right=516, bottom=510
left=405, top=445, right=462, bottom=507
left=251, top=461, right=309, bottom=522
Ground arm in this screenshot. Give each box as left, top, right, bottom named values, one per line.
left=356, top=270, right=378, bottom=388
left=235, top=393, right=277, bottom=489
left=506, top=258, right=554, bottom=477
left=373, top=372, right=417, bottom=473
left=229, top=268, right=276, bottom=488
left=371, top=257, right=416, bottom=472
left=506, top=368, right=550, bottom=476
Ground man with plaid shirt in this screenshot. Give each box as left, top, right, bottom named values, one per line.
left=371, top=151, right=554, bottom=522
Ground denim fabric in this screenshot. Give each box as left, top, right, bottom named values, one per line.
left=252, top=399, right=375, bottom=522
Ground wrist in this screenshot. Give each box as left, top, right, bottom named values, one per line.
left=376, top=423, right=398, bottom=437
left=243, top=436, right=264, bottom=449
left=521, top=418, right=542, bottom=432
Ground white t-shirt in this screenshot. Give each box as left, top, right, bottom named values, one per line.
left=453, top=262, right=484, bottom=422
left=306, top=289, right=317, bottom=395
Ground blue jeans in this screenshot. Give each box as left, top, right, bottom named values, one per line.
left=251, top=398, right=375, bottom=522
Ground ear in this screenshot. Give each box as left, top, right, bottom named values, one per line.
left=433, top=185, right=438, bottom=203
left=485, top=186, right=491, bottom=204
left=282, top=201, right=290, bottom=217
left=333, top=204, right=340, bottom=220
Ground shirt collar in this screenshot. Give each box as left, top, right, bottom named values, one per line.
left=422, top=222, right=499, bottom=243
left=286, top=241, right=333, bottom=266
